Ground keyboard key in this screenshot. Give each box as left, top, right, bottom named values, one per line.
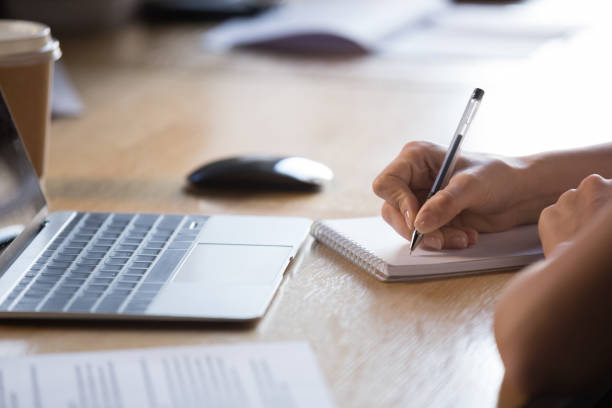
left=30, top=282, right=54, bottom=290
left=77, top=259, right=100, bottom=266
left=41, top=268, right=64, bottom=277
left=66, top=241, right=87, bottom=249
left=92, top=278, right=113, bottom=285
left=95, top=297, right=125, bottom=314
left=84, top=284, right=109, bottom=293
left=45, top=266, right=68, bottom=273
left=112, top=214, right=134, bottom=222
left=73, top=264, right=96, bottom=273
left=73, top=234, right=94, bottom=241
left=68, top=296, right=98, bottom=312
left=35, top=276, right=61, bottom=285
left=115, top=282, right=137, bottom=290
left=111, top=251, right=133, bottom=258
left=95, top=271, right=118, bottom=279
left=122, top=238, right=142, bottom=245
left=12, top=302, right=38, bottom=311
left=156, top=215, right=183, bottom=231
left=91, top=245, right=111, bottom=252
left=144, top=242, right=164, bottom=249
left=54, top=286, right=79, bottom=295
left=134, top=214, right=158, bottom=227
left=82, top=251, right=105, bottom=259
left=125, top=231, right=146, bottom=238
left=144, top=249, right=186, bottom=283
left=64, top=277, right=87, bottom=285
left=132, top=293, right=158, bottom=304
left=40, top=296, right=72, bottom=311
left=107, top=289, right=132, bottom=297
left=124, top=268, right=147, bottom=276
left=100, top=265, right=122, bottom=272
left=106, top=258, right=128, bottom=266
left=131, top=262, right=151, bottom=269
left=124, top=300, right=153, bottom=314
left=118, top=275, right=142, bottom=283
left=67, top=272, right=90, bottom=279
left=168, top=242, right=191, bottom=250
left=117, top=245, right=137, bottom=251
left=138, top=283, right=164, bottom=292
left=0, top=299, right=15, bottom=310
left=53, top=254, right=77, bottom=262
left=96, top=239, right=115, bottom=245
left=139, top=249, right=160, bottom=256
left=134, top=255, right=155, bottom=262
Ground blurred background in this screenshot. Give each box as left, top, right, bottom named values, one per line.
left=1, top=0, right=609, bottom=157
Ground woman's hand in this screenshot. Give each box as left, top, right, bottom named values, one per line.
left=538, top=174, right=612, bottom=257
left=372, top=141, right=548, bottom=250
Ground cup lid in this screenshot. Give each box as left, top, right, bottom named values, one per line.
left=0, top=20, right=56, bottom=57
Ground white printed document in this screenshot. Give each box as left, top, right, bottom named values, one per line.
left=0, top=342, right=334, bottom=408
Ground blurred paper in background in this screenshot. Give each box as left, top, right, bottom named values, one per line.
left=202, top=0, right=586, bottom=59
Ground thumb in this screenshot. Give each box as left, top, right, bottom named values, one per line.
left=414, top=174, right=478, bottom=233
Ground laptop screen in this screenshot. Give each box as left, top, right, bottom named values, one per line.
left=0, top=91, right=47, bottom=246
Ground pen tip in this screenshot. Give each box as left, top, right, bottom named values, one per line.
left=473, top=88, right=485, bottom=101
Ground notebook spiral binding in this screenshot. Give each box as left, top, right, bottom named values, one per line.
left=310, top=221, right=388, bottom=281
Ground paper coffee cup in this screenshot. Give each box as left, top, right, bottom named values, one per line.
left=0, top=20, right=61, bottom=178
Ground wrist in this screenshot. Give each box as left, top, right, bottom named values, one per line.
left=513, top=154, right=565, bottom=221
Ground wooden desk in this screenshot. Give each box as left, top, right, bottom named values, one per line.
left=6, top=20, right=611, bottom=407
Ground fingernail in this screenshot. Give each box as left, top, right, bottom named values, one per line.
left=449, top=235, right=468, bottom=249
left=415, top=212, right=436, bottom=233
left=404, top=210, right=412, bottom=228
left=423, top=236, right=442, bottom=250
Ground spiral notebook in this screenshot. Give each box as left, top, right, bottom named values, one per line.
left=311, top=217, right=543, bottom=281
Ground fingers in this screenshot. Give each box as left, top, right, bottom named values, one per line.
left=421, top=226, right=479, bottom=250
left=374, top=173, right=420, bottom=228
left=381, top=201, right=413, bottom=240
left=373, top=141, right=445, bottom=229
left=414, top=173, right=481, bottom=234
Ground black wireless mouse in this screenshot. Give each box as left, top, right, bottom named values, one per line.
left=187, top=155, right=334, bottom=191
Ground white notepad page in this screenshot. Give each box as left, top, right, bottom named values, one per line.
left=0, top=342, right=334, bottom=408
left=311, top=217, right=543, bottom=281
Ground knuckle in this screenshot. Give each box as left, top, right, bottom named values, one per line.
left=372, top=175, right=385, bottom=196
left=539, top=204, right=556, bottom=224
left=558, top=188, right=576, bottom=203
left=433, top=189, right=458, bottom=212
left=579, top=174, right=605, bottom=190
left=400, top=141, right=434, bottom=156
left=452, top=172, right=477, bottom=191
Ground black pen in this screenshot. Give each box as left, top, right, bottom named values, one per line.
left=409, top=88, right=485, bottom=254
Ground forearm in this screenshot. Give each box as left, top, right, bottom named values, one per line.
left=494, top=203, right=612, bottom=396
left=517, top=143, right=612, bottom=211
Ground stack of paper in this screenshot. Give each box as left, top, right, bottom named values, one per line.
left=0, top=342, right=335, bottom=408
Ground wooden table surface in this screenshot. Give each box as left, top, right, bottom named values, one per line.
left=3, top=15, right=612, bottom=408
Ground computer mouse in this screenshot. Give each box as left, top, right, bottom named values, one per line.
left=187, top=155, right=333, bottom=191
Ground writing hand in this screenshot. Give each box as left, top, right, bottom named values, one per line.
left=372, top=141, right=543, bottom=250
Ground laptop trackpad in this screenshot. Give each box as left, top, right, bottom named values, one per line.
left=173, top=243, right=293, bottom=286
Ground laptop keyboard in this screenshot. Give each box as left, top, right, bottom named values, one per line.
left=0, top=213, right=208, bottom=315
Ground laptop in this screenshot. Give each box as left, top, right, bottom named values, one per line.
left=0, top=92, right=311, bottom=322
